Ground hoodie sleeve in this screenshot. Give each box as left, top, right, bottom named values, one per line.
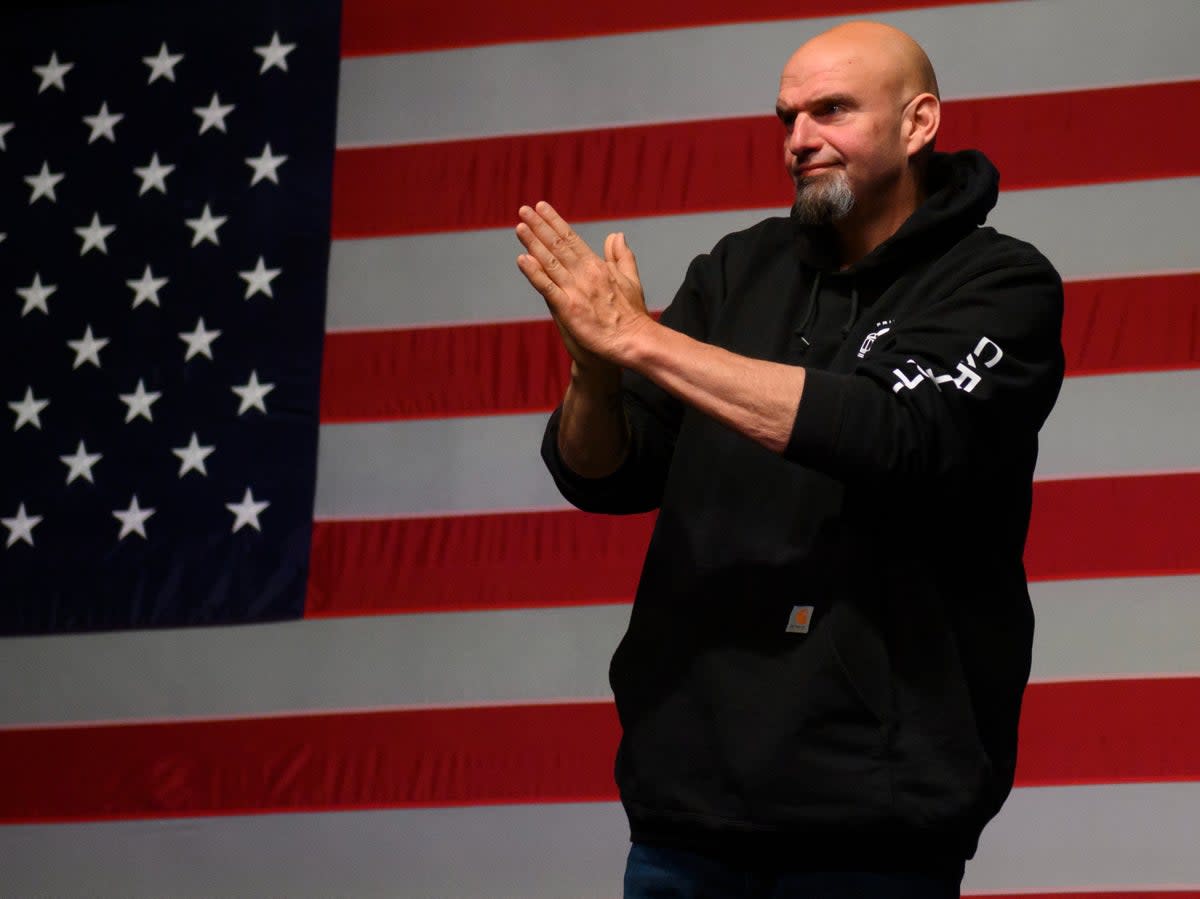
left=784, top=250, right=1065, bottom=485
left=541, top=250, right=718, bottom=514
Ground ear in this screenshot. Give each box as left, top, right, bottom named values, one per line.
left=903, top=93, right=940, bottom=158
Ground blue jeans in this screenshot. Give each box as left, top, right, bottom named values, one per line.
left=623, top=843, right=962, bottom=899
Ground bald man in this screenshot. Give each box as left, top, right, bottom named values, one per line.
left=517, top=21, right=1064, bottom=898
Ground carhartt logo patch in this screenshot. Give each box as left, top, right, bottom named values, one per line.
left=786, top=605, right=814, bottom=634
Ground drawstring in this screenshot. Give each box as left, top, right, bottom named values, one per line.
left=841, top=284, right=859, bottom=338
left=796, top=273, right=860, bottom=344
left=795, top=272, right=822, bottom=346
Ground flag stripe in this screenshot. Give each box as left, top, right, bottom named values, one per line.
left=1, top=678, right=1197, bottom=823
left=1016, top=679, right=1200, bottom=787
left=1023, top=473, right=1200, bottom=582
left=320, top=273, right=1200, bottom=423
left=331, top=81, right=1200, bottom=238
left=340, top=0, right=1005, bottom=55
left=311, top=370, right=1200, bottom=519
left=326, top=178, right=1200, bottom=331
left=334, top=0, right=1200, bottom=146
left=1, top=575, right=1196, bottom=727
left=4, top=789, right=1197, bottom=897
left=306, top=473, right=1200, bottom=617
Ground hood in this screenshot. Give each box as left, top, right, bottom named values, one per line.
left=791, top=149, right=1000, bottom=278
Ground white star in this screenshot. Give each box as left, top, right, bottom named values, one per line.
left=193, top=93, right=234, bottom=134
left=8, top=386, right=49, bottom=431
left=172, top=432, right=214, bottom=477
left=24, top=161, right=64, bottom=204
left=178, top=317, right=221, bottom=361
left=60, top=440, right=102, bottom=485
left=133, top=152, right=175, bottom=196
left=0, top=121, right=13, bottom=151
left=184, top=203, right=227, bottom=246
left=75, top=212, right=115, bottom=256
left=34, top=52, right=74, bottom=93
left=232, top=370, right=274, bottom=415
left=245, top=143, right=287, bottom=186
left=2, top=504, right=42, bottom=548
left=226, top=487, right=269, bottom=532
left=238, top=256, right=281, bottom=299
left=254, top=32, right=296, bottom=74
left=82, top=101, right=124, bottom=144
left=118, top=378, right=162, bottom=423
left=126, top=265, right=168, bottom=308
left=143, top=42, right=183, bottom=83
left=66, top=324, right=110, bottom=369
left=16, top=273, right=56, bottom=317
left=113, top=495, right=154, bottom=540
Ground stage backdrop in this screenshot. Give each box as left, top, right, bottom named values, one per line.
left=1, top=0, right=1199, bottom=895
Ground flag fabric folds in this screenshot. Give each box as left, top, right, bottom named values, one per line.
left=1, top=0, right=1199, bottom=896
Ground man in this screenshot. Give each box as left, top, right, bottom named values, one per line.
left=515, top=20, right=1064, bottom=898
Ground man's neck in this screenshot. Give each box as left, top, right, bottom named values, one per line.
left=835, top=173, right=926, bottom=268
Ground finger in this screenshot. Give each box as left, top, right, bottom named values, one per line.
left=612, top=232, right=642, bottom=283
left=603, top=232, right=616, bottom=262
left=516, top=253, right=564, bottom=306
left=515, top=222, right=573, bottom=288
left=606, top=259, right=632, bottom=293
left=520, top=202, right=590, bottom=265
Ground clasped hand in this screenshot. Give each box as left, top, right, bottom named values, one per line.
left=515, top=202, right=652, bottom=372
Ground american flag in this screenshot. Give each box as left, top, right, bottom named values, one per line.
left=1, top=0, right=1199, bottom=896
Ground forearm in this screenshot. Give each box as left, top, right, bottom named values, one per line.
left=623, top=320, right=805, bottom=454
left=557, top=363, right=631, bottom=477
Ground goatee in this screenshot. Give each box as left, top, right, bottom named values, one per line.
left=791, top=169, right=855, bottom=225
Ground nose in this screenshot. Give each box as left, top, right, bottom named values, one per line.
left=786, top=113, right=820, bottom=158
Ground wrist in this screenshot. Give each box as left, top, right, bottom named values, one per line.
left=614, top=315, right=661, bottom=372
left=569, top=358, right=622, bottom=396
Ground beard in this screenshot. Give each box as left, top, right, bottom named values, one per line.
left=791, top=168, right=855, bottom=226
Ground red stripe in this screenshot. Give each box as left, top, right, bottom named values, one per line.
left=320, top=318, right=571, bottom=423
left=1, top=678, right=1195, bottom=823
left=320, top=273, right=1200, bottom=423
left=1062, top=273, right=1200, bottom=378
left=1024, top=473, right=1200, bottom=584
left=1017, top=679, right=1200, bottom=787
left=306, top=473, right=1200, bottom=617
left=340, top=0, right=1005, bottom=55
left=305, top=510, right=657, bottom=616
left=330, top=81, right=1200, bottom=238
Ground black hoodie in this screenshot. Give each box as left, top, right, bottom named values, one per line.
left=541, top=150, right=1065, bottom=871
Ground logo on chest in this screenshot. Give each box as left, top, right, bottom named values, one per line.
left=857, top=320, right=893, bottom=358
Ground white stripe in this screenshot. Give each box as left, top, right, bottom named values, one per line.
left=1035, top=370, right=1200, bottom=480
left=1, top=785, right=1197, bottom=897
left=3, top=574, right=1195, bottom=726
left=312, top=370, right=1200, bottom=519
left=335, top=0, right=1200, bottom=146
left=326, top=177, right=1200, bottom=331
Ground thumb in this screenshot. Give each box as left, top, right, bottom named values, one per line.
left=612, top=232, right=641, bottom=282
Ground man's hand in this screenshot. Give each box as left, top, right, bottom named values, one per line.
left=515, top=201, right=653, bottom=372
left=515, top=201, right=805, bottom=459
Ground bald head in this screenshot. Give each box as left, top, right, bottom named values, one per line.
left=784, top=21, right=939, bottom=104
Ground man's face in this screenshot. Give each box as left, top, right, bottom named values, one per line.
left=776, top=43, right=911, bottom=225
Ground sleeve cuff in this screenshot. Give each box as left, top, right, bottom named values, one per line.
left=784, top=367, right=847, bottom=469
